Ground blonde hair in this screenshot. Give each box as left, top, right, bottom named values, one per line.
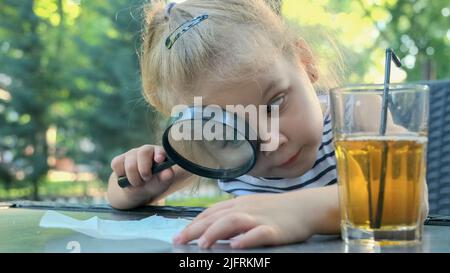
left=141, top=0, right=342, bottom=115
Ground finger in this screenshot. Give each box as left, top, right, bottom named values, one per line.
left=153, top=146, right=166, bottom=163
left=124, top=149, right=144, bottom=187
left=153, top=147, right=175, bottom=182
left=137, top=146, right=155, bottom=181
left=197, top=213, right=256, bottom=249
left=195, top=199, right=235, bottom=220
left=175, top=208, right=233, bottom=244
left=187, top=202, right=234, bottom=229
left=158, top=168, right=175, bottom=182
left=230, top=225, right=279, bottom=249
left=111, top=154, right=125, bottom=176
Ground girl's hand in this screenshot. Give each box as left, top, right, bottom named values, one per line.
left=173, top=192, right=321, bottom=249
left=110, top=145, right=175, bottom=199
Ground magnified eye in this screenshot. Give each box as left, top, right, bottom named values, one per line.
left=221, top=139, right=244, bottom=149
left=267, top=95, right=285, bottom=114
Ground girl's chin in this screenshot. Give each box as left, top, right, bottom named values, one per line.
left=250, top=145, right=319, bottom=178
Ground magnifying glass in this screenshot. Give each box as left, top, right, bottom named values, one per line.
left=118, top=106, right=259, bottom=188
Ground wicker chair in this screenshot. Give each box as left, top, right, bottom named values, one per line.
left=426, top=80, right=450, bottom=215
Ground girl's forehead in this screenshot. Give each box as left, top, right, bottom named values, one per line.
left=198, top=56, right=295, bottom=107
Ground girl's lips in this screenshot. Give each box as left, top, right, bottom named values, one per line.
left=277, top=148, right=302, bottom=168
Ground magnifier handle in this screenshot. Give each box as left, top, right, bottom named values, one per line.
left=117, top=158, right=176, bottom=188
left=151, top=158, right=176, bottom=173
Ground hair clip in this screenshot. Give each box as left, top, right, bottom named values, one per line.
left=164, top=2, right=176, bottom=19
left=165, top=14, right=208, bottom=49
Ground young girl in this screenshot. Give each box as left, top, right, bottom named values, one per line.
left=107, top=0, right=428, bottom=249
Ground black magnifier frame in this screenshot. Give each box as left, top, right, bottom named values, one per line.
left=118, top=106, right=260, bottom=188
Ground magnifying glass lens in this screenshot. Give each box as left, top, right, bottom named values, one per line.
left=167, top=119, right=255, bottom=171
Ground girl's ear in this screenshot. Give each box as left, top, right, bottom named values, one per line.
left=294, top=39, right=319, bottom=84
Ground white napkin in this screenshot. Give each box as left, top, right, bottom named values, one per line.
left=39, top=210, right=191, bottom=243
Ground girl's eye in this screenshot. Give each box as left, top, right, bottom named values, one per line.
left=267, top=95, right=285, bottom=114
left=221, top=139, right=243, bottom=149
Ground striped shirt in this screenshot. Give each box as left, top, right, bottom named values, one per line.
left=218, top=113, right=337, bottom=196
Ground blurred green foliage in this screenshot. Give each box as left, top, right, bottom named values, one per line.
left=0, top=0, right=164, bottom=199
left=284, top=0, right=450, bottom=83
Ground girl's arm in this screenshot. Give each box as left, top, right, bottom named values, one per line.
left=173, top=185, right=341, bottom=248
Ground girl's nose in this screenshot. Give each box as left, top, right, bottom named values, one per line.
left=260, top=132, right=288, bottom=157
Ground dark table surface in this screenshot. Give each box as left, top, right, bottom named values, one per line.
left=1, top=201, right=449, bottom=253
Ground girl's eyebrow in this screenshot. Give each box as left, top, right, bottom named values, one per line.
left=262, top=80, right=281, bottom=99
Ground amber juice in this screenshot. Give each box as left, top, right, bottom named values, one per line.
left=335, top=136, right=427, bottom=245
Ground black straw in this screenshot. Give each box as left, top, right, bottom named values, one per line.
left=373, top=48, right=402, bottom=229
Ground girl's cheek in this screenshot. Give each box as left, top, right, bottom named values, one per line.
left=296, top=113, right=323, bottom=149
left=308, top=116, right=324, bottom=148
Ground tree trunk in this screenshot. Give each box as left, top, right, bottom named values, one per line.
left=422, top=59, right=436, bottom=80
left=30, top=128, right=49, bottom=201
left=25, top=0, right=50, bottom=200
left=31, top=177, right=39, bottom=201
